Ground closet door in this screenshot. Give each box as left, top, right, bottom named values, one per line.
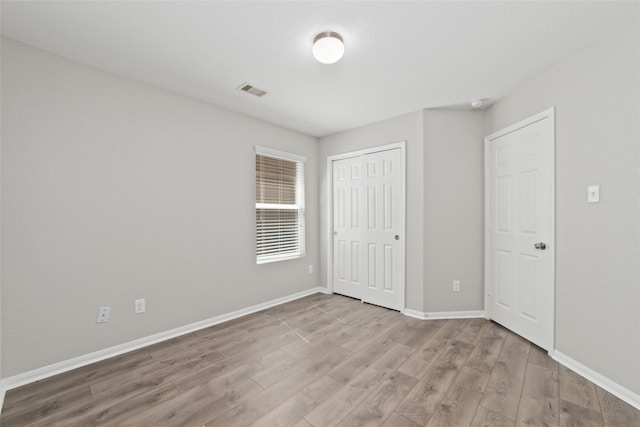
left=332, top=156, right=364, bottom=300
left=332, top=147, right=404, bottom=311
left=360, top=149, right=403, bottom=310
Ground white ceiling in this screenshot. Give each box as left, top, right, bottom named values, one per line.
left=2, top=1, right=638, bottom=137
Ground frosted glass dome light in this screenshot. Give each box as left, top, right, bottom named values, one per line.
left=312, top=31, right=344, bottom=64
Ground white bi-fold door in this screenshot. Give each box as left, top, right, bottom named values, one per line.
left=332, top=145, right=405, bottom=311
left=485, top=108, right=555, bottom=350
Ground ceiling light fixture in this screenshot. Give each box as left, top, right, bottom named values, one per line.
left=312, top=31, right=344, bottom=64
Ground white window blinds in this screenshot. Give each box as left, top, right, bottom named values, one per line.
left=255, top=147, right=306, bottom=264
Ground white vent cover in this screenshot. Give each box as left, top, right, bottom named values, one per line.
left=238, top=83, right=268, bottom=97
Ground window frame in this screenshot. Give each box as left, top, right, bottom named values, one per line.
left=255, top=146, right=306, bottom=264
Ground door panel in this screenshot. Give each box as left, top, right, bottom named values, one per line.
left=367, top=244, right=376, bottom=288
left=351, top=241, right=359, bottom=283
left=486, top=112, right=554, bottom=350
left=384, top=244, right=393, bottom=291
left=333, top=157, right=363, bottom=299
left=360, top=149, right=403, bottom=310
left=332, top=147, right=404, bottom=311
left=495, top=249, right=512, bottom=309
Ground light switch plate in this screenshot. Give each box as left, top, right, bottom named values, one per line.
left=588, top=185, right=600, bottom=203
left=135, top=299, right=145, bottom=314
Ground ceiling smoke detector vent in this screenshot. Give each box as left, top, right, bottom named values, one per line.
left=238, top=83, right=268, bottom=97
left=470, top=98, right=489, bottom=109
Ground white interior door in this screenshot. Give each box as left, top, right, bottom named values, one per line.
left=332, top=156, right=364, bottom=300
left=485, top=109, right=554, bottom=350
left=360, top=149, right=403, bottom=310
left=332, top=145, right=405, bottom=311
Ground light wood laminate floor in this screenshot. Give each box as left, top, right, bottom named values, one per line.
left=2, top=293, right=639, bottom=426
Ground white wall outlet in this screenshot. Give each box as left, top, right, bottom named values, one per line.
left=308, top=264, right=313, bottom=274
left=452, top=280, right=461, bottom=292
left=135, top=298, right=145, bottom=314
left=96, top=306, right=111, bottom=323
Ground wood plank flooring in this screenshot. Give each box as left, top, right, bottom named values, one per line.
left=2, top=293, right=638, bottom=426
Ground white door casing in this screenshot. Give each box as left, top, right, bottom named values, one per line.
left=485, top=108, right=555, bottom=350
left=330, top=143, right=406, bottom=311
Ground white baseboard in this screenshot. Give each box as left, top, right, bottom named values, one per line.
left=404, top=309, right=485, bottom=320
left=552, top=350, right=640, bottom=411
left=0, top=385, right=5, bottom=414
left=9, top=293, right=637, bottom=414
left=403, top=308, right=428, bottom=320
left=0, top=286, right=328, bottom=403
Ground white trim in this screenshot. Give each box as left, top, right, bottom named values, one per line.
left=326, top=154, right=336, bottom=296
left=0, top=386, right=5, bottom=415
left=0, top=287, right=329, bottom=399
left=399, top=144, right=407, bottom=313
left=484, top=107, right=556, bottom=352
left=255, top=145, right=306, bottom=162
left=255, top=203, right=298, bottom=210
left=326, top=141, right=407, bottom=312
left=485, top=107, right=555, bottom=142
left=425, top=310, right=485, bottom=320
left=256, top=253, right=305, bottom=265
left=552, top=350, right=640, bottom=411
left=403, top=309, right=428, bottom=320
left=327, top=141, right=406, bottom=162
left=403, top=309, right=485, bottom=320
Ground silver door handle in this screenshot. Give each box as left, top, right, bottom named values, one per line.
left=534, top=242, right=546, bottom=250
left=395, top=235, right=400, bottom=240
left=333, top=230, right=338, bottom=236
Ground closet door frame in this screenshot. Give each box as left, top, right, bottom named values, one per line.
left=326, top=141, right=406, bottom=312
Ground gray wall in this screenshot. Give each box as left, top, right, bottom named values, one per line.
left=485, top=22, right=640, bottom=395
left=318, top=109, right=486, bottom=315
left=423, top=110, right=485, bottom=313
left=318, top=112, right=425, bottom=312
left=1, top=39, right=320, bottom=377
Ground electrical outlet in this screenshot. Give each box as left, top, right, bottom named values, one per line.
left=308, top=264, right=313, bottom=274
left=588, top=185, right=600, bottom=203
left=135, top=299, right=145, bottom=314
left=452, top=280, right=461, bottom=292
left=96, top=306, right=111, bottom=323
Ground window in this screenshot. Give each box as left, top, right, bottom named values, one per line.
left=255, top=146, right=306, bottom=264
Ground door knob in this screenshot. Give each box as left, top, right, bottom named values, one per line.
left=534, top=242, right=547, bottom=250
left=395, top=235, right=400, bottom=240
left=333, top=230, right=338, bottom=236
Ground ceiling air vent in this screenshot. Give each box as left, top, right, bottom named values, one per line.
left=238, top=83, right=268, bottom=97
